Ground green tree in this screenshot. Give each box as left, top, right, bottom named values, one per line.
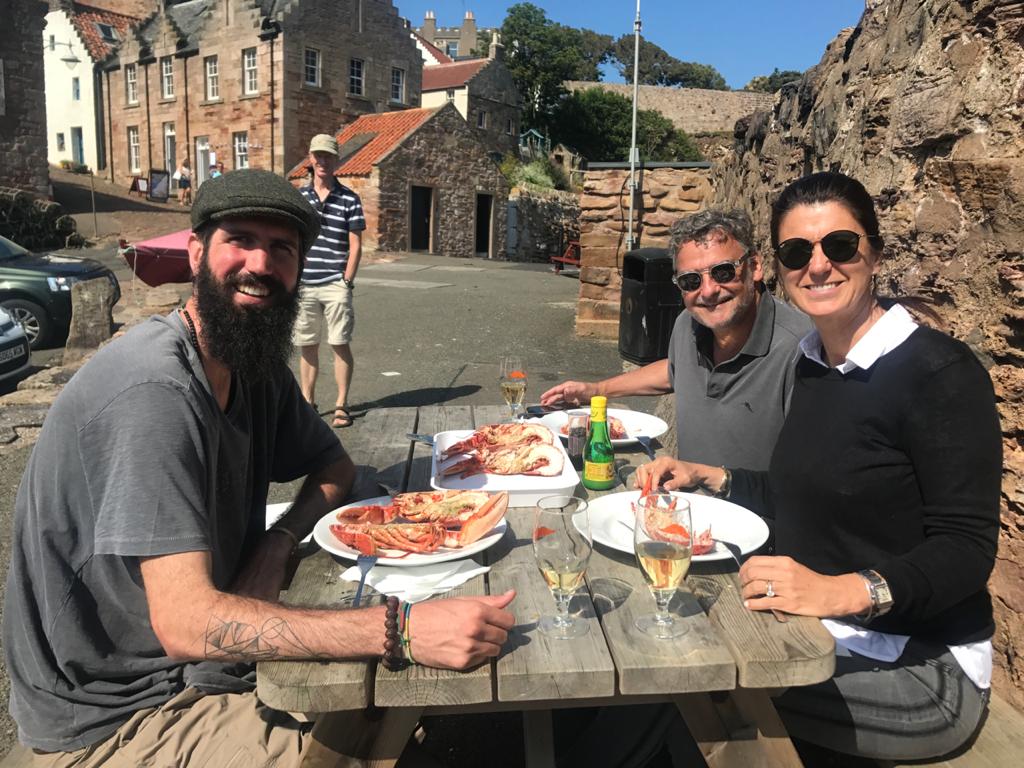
left=551, top=88, right=702, bottom=163
left=744, top=68, right=803, bottom=92
left=610, top=35, right=728, bottom=90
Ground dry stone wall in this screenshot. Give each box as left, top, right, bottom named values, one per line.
left=713, top=0, right=1024, bottom=710
left=576, top=167, right=712, bottom=339
left=507, top=185, right=579, bottom=263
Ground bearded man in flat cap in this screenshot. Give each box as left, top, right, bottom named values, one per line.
left=2, top=170, right=515, bottom=767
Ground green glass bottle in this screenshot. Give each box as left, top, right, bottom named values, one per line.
left=582, top=395, right=615, bottom=490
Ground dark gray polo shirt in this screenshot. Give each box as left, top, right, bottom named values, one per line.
left=667, top=291, right=811, bottom=471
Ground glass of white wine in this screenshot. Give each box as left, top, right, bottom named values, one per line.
left=533, top=495, right=591, bottom=639
left=499, top=354, right=527, bottom=421
left=633, top=492, right=692, bottom=639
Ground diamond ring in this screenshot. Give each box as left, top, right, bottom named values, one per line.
left=765, top=579, right=775, bottom=598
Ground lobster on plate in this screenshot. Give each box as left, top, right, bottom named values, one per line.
left=440, top=442, right=564, bottom=479
left=330, top=490, right=509, bottom=555
left=439, top=422, right=553, bottom=461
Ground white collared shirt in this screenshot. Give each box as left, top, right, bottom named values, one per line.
left=799, top=304, right=992, bottom=689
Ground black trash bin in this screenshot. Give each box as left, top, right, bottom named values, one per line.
left=618, top=247, right=682, bottom=365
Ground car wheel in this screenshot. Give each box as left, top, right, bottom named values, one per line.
left=1, top=299, right=51, bottom=350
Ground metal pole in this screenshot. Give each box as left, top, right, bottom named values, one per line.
left=90, top=171, right=98, bottom=238
left=626, top=0, right=641, bottom=252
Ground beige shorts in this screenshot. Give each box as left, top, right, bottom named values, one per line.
left=18, top=688, right=311, bottom=768
left=293, top=281, right=354, bottom=347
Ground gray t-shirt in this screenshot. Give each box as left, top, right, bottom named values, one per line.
left=668, top=291, right=811, bottom=471
left=3, top=313, right=345, bottom=751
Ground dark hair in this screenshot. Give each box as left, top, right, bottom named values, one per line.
left=769, top=172, right=883, bottom=255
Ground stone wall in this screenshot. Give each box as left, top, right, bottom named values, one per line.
left=506, top=185, right=579, bottom=263
left=576, top=167, right=712, bottom=339
left=565, top=81, right=773, bottom=136
left=465, top=57, right=519, bottom=157
left=374, top=104, right=508, bottom=259
left=0, top=0, right=50, bottom=197
left=712, top=0, right=1024, bottom=710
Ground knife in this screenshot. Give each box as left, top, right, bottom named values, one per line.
left=406, top=433, right=434, bottom=446
left=635, top=435, right=657, bottom=462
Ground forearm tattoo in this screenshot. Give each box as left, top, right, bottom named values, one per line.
left=205, top=615, right=328, bottom=661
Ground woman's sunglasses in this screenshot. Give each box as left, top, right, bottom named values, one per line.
left=673, top=253, right=751, bottom=293
left=775, top=230, right=875, bottom=270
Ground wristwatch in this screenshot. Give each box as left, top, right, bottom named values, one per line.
left=857, top=569, right=893, bottom=620
left=343, top=277, right=354, bottom=289
left=713, top=467, right=731, bottom=499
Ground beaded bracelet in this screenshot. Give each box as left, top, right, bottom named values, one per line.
left=382, top=596, right=403, bottom=670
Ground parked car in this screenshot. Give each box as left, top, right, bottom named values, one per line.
left=0, top=306, right=31, bottom=384
left=0, top=234, right=120, bottom=349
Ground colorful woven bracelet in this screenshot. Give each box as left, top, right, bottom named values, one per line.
left=401, top=600, right=415, bottom=665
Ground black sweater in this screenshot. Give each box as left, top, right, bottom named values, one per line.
left=731, top=327, right=1001, bottom=645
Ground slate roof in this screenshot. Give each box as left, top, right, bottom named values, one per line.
left=411, top=30, right=452, bottom=66
left=137, top=0, right=212, bottom=51
left=68, top=2, right=140, bottom=63
left=287, top=108, right=439, bottom=179
left=421, top=58, right=490, bottom=92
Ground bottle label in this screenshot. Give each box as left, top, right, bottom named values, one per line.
left=583, top=461, right=614, bottom=482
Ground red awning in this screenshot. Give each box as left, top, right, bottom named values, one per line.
left=121, top=228, right=192, bottom=287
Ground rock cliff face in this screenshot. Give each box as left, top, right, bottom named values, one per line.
left=714, top=0, right=1024, bottom=709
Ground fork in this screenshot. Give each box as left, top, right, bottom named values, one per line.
left=351, top=554, right=378, bottom=608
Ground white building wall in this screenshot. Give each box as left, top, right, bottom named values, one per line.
left=421, top=87, right=468, bottom=120
left=43, top=11, right=99, bottom=170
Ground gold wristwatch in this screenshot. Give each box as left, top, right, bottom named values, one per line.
left=857, top=569, right=893, bottom=620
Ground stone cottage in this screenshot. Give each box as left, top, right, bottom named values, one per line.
left=420, top=34, right=519, bottom=157
left=1, top=0, right=50, bottom=196
left=287, top=102, right=509, bottom=259
left=105, top=0, right=423, bottom=189
left=43, top=1, right=141, bottom=173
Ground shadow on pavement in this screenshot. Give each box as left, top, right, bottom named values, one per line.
left=351, top=384, right=481, bottom=412
left=53, top=179, right=179, bottom=215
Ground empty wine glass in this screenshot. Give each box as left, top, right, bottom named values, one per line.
left=533, top=495, right=591, bottom=638
left=499, top=354, right=527, bottom=421
left=633, top=492, right=692, bottom=639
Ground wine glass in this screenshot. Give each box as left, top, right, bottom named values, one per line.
left=633, top=492, right=692, bottom=639
left=533, top=495, right=591, bottom=638
left=499, top=354, right=527, bottom=421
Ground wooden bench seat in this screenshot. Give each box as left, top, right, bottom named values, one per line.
left=879, top=693, right=1021, bottom=767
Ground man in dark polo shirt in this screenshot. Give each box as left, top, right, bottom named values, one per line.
left=541, top=209, right=811, bottom=473
left=295, top=134, right=367, bottom=428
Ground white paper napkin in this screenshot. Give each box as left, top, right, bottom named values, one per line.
left=340, top=559, right=490, bottom=603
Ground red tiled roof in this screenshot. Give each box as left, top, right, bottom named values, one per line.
left=287, top=108, right=439, bottom=179
left=69, top=2, right=140, bottom=62
left=421, top=59, right=489, bottom=92
left=411, top=30, right=452, bottom=65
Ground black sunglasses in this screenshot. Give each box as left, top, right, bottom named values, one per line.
left=775, top=230, right=874, bottom=270
left=673, top=253, right=751, bottom=293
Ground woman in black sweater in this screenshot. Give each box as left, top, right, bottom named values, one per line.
left=637, top=172, right=1001, bottom=761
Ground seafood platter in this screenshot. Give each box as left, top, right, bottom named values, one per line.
left=429, top=422, right=579, bottom=506
left=313, top=490, right=510, bottom=566
left=533, top=408, right=668, bottom=447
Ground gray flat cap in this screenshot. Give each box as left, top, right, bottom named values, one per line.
left=191, top=169, right=321, bottom=255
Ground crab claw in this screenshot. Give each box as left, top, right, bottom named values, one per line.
left=455, top=491, right=509, bottom=546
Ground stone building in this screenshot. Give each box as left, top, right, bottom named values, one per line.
left=43, top=1, right=140, bottom=173
left=287, top=102, right=509, bottom=259
left=1, top=0, right=50, bottom=197
left=420, top=34, right=519, bottom=157
left=105, top=0, right=422, bottom=189
left=414, top=10, right=494, bottom=60
left=564, top=81, right=773, bottom=136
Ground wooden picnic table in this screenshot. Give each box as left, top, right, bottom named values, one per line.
left=257, top=405, right=835, bottom=767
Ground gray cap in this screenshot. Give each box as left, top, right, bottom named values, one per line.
left=191, top=169, right=321, bottom=255
left=309, top=133, right=338, bottom=155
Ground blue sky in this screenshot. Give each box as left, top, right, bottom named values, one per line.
left=402, top=1, right=865, bottom=89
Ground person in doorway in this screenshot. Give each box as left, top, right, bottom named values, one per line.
left=2, top=169, right=515, bottom=767
left=540, top=208, right=811, bottom=471
left=176, top=157, right=192, bottom=206
left=209, top=163, right=222, bottom=180
left=295, top=133, right=366, bottom=428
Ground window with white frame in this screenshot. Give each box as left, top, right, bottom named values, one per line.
left=125, top=63, right=138, bottom=104
left=127, top=126, right=140, bottom=173
left=242, top=48, right=258, bottom=95
left=304, top=48, right=320, bottom=87
left=72, top=77, right=80, bottom=101
left=390, top=67, right=405, bottom=103
left=445, top=42, right=458, bottom=58
left=204, top=56, right=219, bottom=100
left=349, top=58, right=364, bottom=96
left=233, top=131, right=249, bottom=169
left=160, top=56, right=174, bottom=98
left=476, top=110, right=487, bottom=129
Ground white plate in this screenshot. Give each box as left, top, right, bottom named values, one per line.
left=430, top=427, right=579, bottom=507
left=312, top=495, right=509, bottom=567
left=534, top=408, right=668, bottom=447
left=575, top=491, right=769, bottom=562
left=265, top=502, right=313, bottom=544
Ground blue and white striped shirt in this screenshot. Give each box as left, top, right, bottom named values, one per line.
left=298, top=181, right=367, bottom=285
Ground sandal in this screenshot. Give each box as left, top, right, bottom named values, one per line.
left=332, top=407, right=353, bottom=428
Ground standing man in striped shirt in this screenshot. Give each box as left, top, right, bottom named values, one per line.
left=295, top=134, right=367, bottom=428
